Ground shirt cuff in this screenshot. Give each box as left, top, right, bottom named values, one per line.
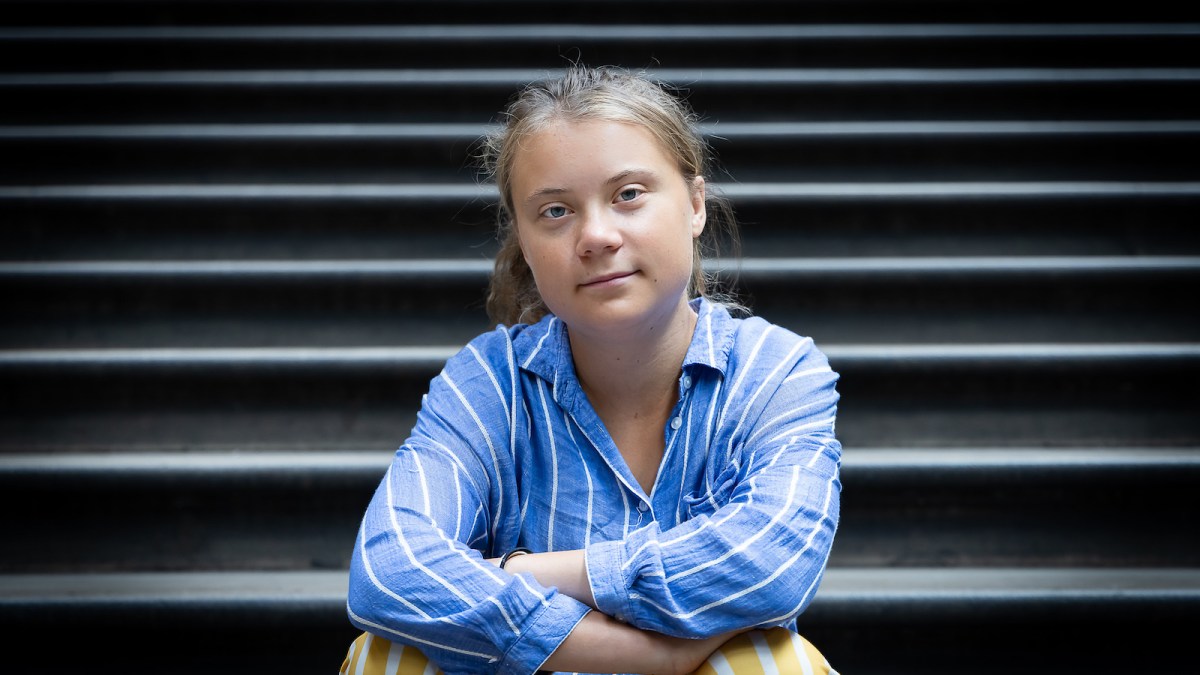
left=497, top=588, right=591, bottom=675
left=585, top=538, right=634, bottom=624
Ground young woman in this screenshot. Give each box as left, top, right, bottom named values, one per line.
left=342, top=66, right=842, bottom=675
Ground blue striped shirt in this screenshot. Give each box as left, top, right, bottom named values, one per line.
left=347, top=297, right=842, bottom=675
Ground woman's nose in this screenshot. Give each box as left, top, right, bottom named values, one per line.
left=576, top=209, right=623, bottom=256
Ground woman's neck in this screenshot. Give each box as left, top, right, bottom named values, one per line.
left=568, top=301, right=697, bottom=415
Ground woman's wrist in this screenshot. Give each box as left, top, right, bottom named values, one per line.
left=498, top=547, right=532, bottom=569
left=491, top=549, right=598, bottom=608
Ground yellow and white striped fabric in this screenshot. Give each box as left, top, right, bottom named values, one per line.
left=692, top=629, right=837, bottom=675
left=340, top=627, right=837, bottom=675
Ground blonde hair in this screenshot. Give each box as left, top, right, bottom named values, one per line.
left=479, top=65, right=742, bottom=327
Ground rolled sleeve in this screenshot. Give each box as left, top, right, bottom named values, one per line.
left=584, top=538, right=635, bottom=624
left=582, top=445, right=840, bottom=639
left=498, top=590, right=592, bottom=675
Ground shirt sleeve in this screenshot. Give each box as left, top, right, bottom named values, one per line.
left=346, top=329, right=591, bottom=675
left=585, top=329, right=842, bottom=638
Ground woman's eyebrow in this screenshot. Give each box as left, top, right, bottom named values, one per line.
left=521, top=168, right=659, bottom=205
left=606, top=168, right=658, bottom=186
left=522, top=186, right=569, bottom=206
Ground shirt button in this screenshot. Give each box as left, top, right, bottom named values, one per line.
left=683, top=375, right=693, bottom=389
left=670, top=416, right=682, bottom=430
left=637, top=500, right=649, bottom=513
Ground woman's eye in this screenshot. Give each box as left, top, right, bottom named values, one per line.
left=543, top=205, right=568, bottom=219
left=617, top=188, right=641, bottom=202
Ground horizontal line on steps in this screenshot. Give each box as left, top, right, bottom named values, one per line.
left=2, top=182, right=1198, bottom=201
left=1, top=568, right=1197, bottom=607
left=2, top=68, right=1198, bottom=87
left=3, top=256, right=1198, bottom=279
left=1, top=344, right=1196, bottom=368
left=5, top=120, right=1200, bottom=140
left=2, top=447, right=1196, bottom=480
left=3, top=24, right=1198, bottom=41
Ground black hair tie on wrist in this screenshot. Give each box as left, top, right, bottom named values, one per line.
left=499, top=547, right=533, bottom=569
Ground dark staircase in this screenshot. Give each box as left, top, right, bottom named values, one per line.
left=2, top=1, right=1199, bottom=672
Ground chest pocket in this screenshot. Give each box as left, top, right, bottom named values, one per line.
left=682, top=454, right=741, bottom=520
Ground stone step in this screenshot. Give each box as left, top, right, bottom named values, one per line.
left=2, top=257, right=1197, bottom=347
left=5, top=0, right=1196, bottom=26
left=1, top=344, right=1196, bottom=451
left=1, top=567, right=1195, bottom=673
left=3, top=68, right=1198, bottom=123
left=5, top=185, right=1197, bottom=261
left=4, top=23, right=1198, bottom=71
left=4, top=120, right=1198, bottom=183
left=1, top=448, right=1195, bottom=572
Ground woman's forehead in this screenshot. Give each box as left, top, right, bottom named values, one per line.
left=511, top=120, right=677, bottom=183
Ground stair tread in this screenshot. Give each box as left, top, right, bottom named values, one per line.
left=8, top=120, right=1200, bottom=137
left=3, top=342, right=1196, bottom=364
left=3, top=567, right=1198, bottom=605
left=5, top=181, right=1198, bottom=200
left=6, top=23, right=1199, bottom=40
left=6, top=255, right=1197, bottom=275
left=4, top=66, right=1199, bottom=85
left=3, top=446, right=1196, bottom=478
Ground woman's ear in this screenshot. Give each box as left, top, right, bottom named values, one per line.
left=690, top=176, right=707, bottom=238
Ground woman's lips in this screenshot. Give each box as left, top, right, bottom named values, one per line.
left=581, top=271, right=635, bottom=287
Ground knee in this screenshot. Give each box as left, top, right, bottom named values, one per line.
left=693, top=627, right=837, bottom=675
left=341, top=631, right=442, bottom=675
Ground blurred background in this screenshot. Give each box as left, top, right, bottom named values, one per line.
left=1, top=0, right=1198, bottom=672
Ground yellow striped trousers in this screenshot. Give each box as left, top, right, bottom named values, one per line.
left=340, top=627, right=837, bottom=675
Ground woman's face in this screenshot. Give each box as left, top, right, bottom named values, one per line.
left=509, top=119, right=706, bottom=340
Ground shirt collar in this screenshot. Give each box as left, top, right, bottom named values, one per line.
left=512, top=297, right=738, bottom=398
left=681, top=296, right=738, bottom=375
